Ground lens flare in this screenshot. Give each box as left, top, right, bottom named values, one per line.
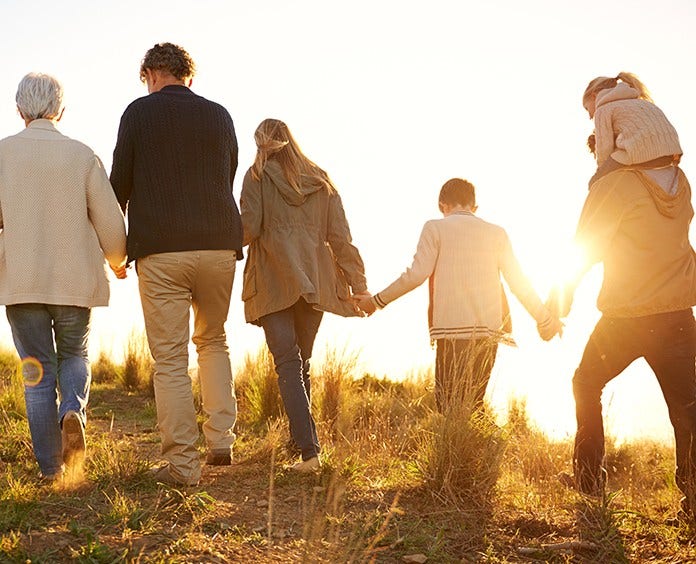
left=20, top=357, right=44, bottom=387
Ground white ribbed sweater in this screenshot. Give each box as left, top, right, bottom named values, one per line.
left=0, top=120, right=126, bottom=307
left=373, top=212, right=548, bottom=341
left=594, top=83, right=682, bottom=166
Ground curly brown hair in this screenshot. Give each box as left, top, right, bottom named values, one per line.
left=139, top=43, right=196, bottom=82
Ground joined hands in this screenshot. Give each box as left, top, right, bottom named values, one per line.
left=352, top=292, right=376, bottom=317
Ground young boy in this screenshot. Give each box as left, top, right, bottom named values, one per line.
left=357, top=178, right=561, bottom=410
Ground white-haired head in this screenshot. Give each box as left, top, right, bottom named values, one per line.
left=15, top=73, right=64, bottom=121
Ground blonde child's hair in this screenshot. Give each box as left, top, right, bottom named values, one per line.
left=251, top=118, right=334, bottom=194
left=582, top=71, right=653, bottom=112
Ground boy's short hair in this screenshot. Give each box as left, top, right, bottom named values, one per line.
left=140, top=43, right=196, bottom=82
left=439, top=178, right=476, bottom=208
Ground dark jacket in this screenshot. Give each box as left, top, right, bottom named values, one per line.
left=110, top=85, right=242, bottom=262
left=240, top=161, right=367, bottom=323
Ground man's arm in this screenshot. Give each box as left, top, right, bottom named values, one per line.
left=547, top=178, right=624, bottom=317
left=110, top=108, right=135, bottom=212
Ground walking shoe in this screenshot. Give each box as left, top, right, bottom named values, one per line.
left=206, top=450, right=232, bottom=466
left=558, top=471, right=603, bottom=499
left=61, top=411, right=86, bottom=469
left=666, top=496, right=696, bottom=527
left=150, top=463, right=199, bottom=487
left=39, top=470, right=64, bottom=484
left=291, top=456, right=320, bottom=473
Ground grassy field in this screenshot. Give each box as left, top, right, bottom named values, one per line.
left=1, top=339, right=695, bottom=563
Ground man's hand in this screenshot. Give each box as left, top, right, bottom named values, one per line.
left=537, top=313, right=564, bottom=341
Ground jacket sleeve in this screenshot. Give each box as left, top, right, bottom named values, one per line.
left=327, top=191, right=367, bottom=293
left=229, top=117, right=239, bottom=189
left=498, top=229, right=547, bottom=322
left=548, top=178, right=624, bottom=317
left=240, top=169, right=262, bottom=247
left=574, top=178, right=624, bottom=266
left=374, top=221, right=438, bottom=307
left=87, top=155, right=127, bottom=266
left=110, top=108, right=135, bottom=212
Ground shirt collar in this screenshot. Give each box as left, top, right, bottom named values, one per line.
left=26, top=118, right=59, bottom=132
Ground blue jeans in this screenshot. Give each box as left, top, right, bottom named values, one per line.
left=260, top=299, right=323, bottom=461
left=573, top=310, right=696, bottom=498
left=6, top=304, right=91, bottom=476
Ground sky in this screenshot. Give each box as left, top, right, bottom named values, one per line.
left=1, top=0, right=695, bottom=443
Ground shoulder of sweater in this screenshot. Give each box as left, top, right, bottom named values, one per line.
left=0, top=128, right=97, bottom=158
left=124, top=90, right=230, bottom=112
left=439, top=213, right=505, bottom=232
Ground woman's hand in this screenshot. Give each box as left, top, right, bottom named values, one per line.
left=110, top=262, right=128, bottom=279
left=353, top=292, right=376, bottom=317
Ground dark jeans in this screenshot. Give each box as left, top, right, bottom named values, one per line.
left=6, top=304, right=91, bottom=477
left=260, top=299, right=323, bottom=461
left=573, top=310, right=696, bottom=497
left=435, top=338, right=498, bottom=412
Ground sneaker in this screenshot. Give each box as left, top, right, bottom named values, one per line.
left=666, top=510, right=693, bottom=527
left=150, top=463, right=199, bottom=487
left=206, top=450, right=232, bottom=466
left=39, top=470, right=64, bottom=484
left=291, top=456, right=320, bottom=473
left=61, top=411, right=86, bottom=468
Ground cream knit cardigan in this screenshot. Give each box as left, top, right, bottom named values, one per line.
left=373, top=211, right=548, bottom=341
left=594, top=83, right=682, bottom=166
left=0, top=120, right=126, bottom=307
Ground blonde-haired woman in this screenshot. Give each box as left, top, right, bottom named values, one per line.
left=241, top=119, right=368, bottom=471
left=583, top=71, right=682, bottom=186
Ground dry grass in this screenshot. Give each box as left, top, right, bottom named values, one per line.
left=0, top=343, right=694, bottom=562
left=120, top=330, right=154, bottom=395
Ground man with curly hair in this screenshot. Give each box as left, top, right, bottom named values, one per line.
left=110, top=43, right=242, bottom=486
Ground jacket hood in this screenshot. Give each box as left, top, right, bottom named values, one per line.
left=595, top=82, right=640, bottom=109
left=263, top=160, right=325, bottom=206
left=637, top=168, right=692, bottom=219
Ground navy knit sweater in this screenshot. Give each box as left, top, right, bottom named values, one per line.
left=110, top=85, right=242, bottom=262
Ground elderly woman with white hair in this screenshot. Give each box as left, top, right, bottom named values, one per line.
left=0, top=73, right=127, bottom=481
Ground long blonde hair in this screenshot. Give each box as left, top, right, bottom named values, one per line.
left=582, top=71, right=653, bottom=111
left=251, top=119, right=334, bottom=194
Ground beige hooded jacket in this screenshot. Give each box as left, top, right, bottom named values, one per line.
left=574, top=167, right=696, bottom=317
left=240, top=160, right=367, bottom=324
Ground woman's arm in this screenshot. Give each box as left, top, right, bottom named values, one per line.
left=87, top=155, right=127, bottom=268
left=326, top=191, right=368, bottom=294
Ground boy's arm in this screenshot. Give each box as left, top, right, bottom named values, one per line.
left=499, top=230, right=547, bottom=323
left=372, top=221, right=439, bottom=309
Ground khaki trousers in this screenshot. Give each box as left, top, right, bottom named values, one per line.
left=138, top=250, right=237, bottom=484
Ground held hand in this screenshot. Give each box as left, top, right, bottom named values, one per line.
left=110, top=262, right=128, bottom=280
left=546, top=286, right=573, bottom=319
left=537, top=314, right=564, bottom=341
left=352, top=292, right=376, bottom=317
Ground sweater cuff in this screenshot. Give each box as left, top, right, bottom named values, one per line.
left=373, top=293, right=388, bottom=309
